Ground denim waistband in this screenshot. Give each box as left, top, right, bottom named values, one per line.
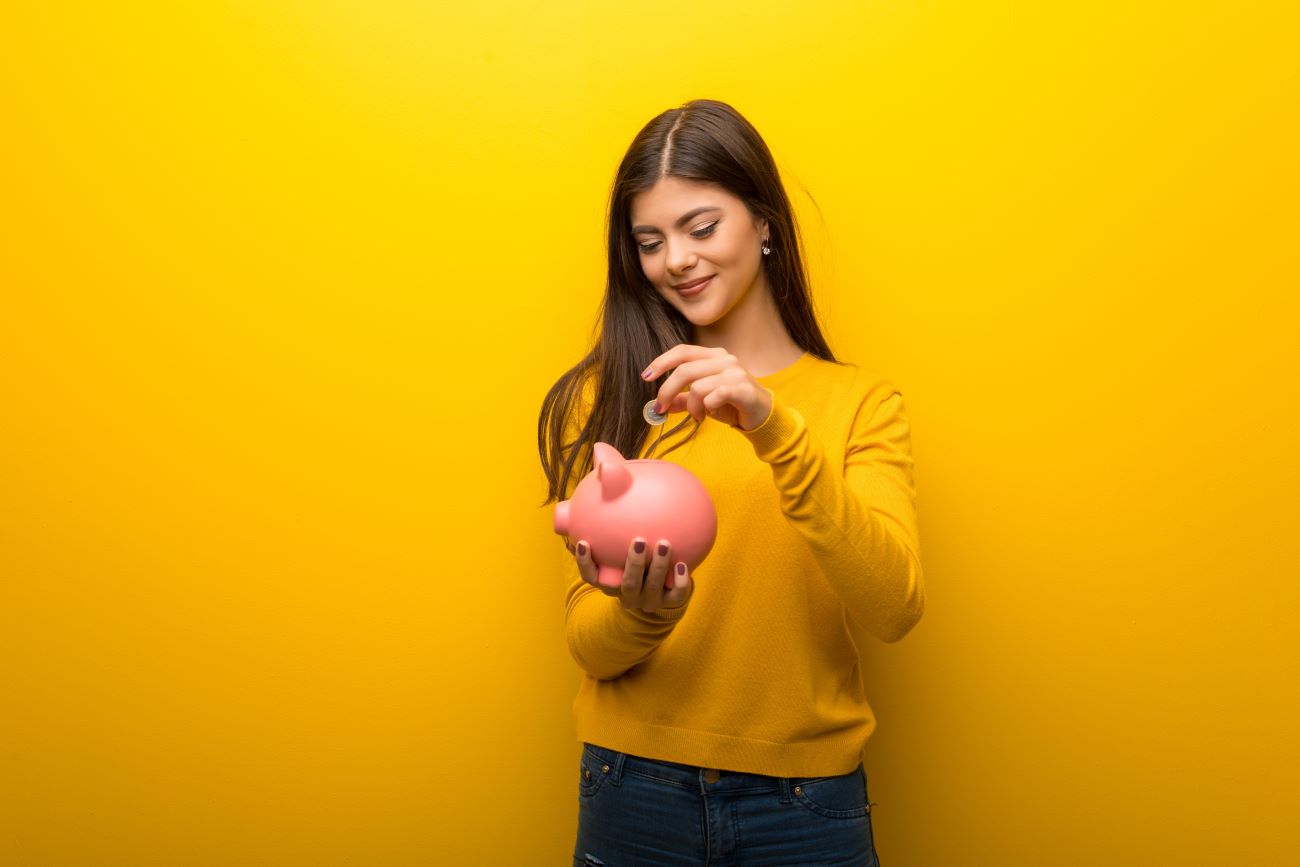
left=581, top=741, right=861, bottom=798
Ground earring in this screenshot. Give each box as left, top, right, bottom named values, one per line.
left=762, top=241, right=771, bottom=255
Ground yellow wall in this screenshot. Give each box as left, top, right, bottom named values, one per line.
left=2, top=2, right=1296, bottom=864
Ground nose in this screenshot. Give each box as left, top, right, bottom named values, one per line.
left=666, top=238, right=696, bottom=275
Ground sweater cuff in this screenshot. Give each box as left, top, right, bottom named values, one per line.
left=739, top=399, right=802, bottom=461
left=617, top=601, right=689, bottom=624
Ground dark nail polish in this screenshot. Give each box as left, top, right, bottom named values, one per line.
left=676, top=562, right=686, bottom=576
left=634, top=540, right=646, bottom=554
left=657, top=542, right=668, bottom=556
left=577, top=541, right=587, bottom=556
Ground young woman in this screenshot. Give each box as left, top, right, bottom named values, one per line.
left=538, top=98, right=925, bottom=867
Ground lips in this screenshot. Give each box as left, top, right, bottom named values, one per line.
left=673, top=275, right=713, bottom=293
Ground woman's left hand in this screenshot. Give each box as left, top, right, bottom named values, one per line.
left=641, top=345, right=774, bottom=432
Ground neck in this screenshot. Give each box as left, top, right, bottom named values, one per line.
left=692, top=272, right=804, bottom=378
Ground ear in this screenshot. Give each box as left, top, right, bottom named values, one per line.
left=593, top=442, right=633, bottom=499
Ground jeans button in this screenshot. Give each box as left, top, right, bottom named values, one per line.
left=703, top=769, right=720, bottom=784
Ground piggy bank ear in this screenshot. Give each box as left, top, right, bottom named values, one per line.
left=593, top=442, right=632, bottom=499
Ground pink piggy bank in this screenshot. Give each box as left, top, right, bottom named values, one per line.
left=554, top=442, right=717, bottom=590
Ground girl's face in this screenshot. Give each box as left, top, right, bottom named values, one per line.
left=629, top=176, right=769, bottom=329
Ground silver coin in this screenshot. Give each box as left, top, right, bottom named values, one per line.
left=642, top=399, right=667, bottom=425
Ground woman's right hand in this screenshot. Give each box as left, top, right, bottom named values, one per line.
left=565, top=537, right=693, bottom=612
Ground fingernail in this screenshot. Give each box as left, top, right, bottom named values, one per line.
left=653, top=402, right=662, bottom=415
left=633, top=540, right=646, bottom=554
left=641, top=367, right=654, bottom=379
left=577, top=541, right=588, bottom=556
left=676, top=563, right=686, bottom=576
left=657, top=542, right=668, bottom=556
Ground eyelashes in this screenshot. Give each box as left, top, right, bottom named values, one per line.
left=637, top=221, right=718, bottom=254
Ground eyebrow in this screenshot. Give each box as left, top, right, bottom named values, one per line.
left=630, top=206, right=723, bottom=235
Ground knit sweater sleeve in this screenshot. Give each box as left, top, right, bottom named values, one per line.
left=561, top=548, right=689, bottom=680
left=740, top=378, right=926, bottom=643
left=556, top=377, right=689, bottom=681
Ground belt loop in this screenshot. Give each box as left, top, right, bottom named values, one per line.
left=778, top=775, right=792, bottom=804
left=609, top=748, right=627, bottom=786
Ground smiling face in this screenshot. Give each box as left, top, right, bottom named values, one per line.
left=629, top=175, right=770, bottom=330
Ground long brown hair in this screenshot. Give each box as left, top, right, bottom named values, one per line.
left=537, top=98, right=840, bottom=506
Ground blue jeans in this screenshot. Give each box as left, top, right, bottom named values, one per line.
left=574, top=742, right=882, bottom=866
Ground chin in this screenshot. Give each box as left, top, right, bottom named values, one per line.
left=684, top=311, right=722, bottom=328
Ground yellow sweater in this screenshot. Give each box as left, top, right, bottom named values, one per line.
left=558, top=351, right=925, bottom=777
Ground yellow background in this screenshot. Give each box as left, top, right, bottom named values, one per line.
left=3, top=2, right=1297, bottom=864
